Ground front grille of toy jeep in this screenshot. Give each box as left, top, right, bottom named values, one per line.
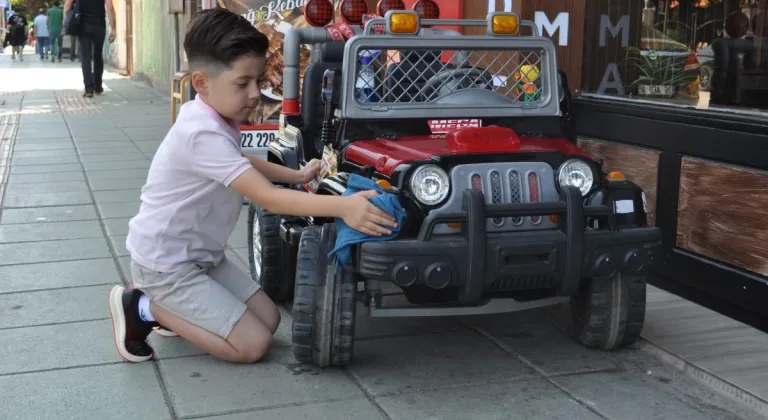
left=470, top=169, right=542, bottom=228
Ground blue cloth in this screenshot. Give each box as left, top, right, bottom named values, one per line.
left=328, top=174, right=406, bottom=270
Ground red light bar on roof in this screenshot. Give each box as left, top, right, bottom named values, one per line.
left=340, top=0, right=369, bottom=25
left=304, top=0, right=335, bottom=27
left=376, top=0, right=405, bottom=17
left=413, top=0, right=440, bottom=19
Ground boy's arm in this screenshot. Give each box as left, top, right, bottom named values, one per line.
left=229, top=168, right=395, bottom=236
left=243, top=153, right=303, bottom=184
left=63, top=0, right=73, bottom=16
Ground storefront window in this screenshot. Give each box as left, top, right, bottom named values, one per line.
left=578, top=0, right=768, bottom=115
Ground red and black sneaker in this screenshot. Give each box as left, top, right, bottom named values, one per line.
left=108, top=285, right=156, bottom=363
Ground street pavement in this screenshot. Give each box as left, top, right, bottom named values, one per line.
left=0, top=47, right=765, bottom=420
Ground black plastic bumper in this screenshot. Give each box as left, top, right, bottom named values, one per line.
left=359, top=186, right=662, bottom=305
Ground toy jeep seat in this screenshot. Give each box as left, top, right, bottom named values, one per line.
left=384, top=50, right=451, bottom=102
left=301, top=42, right=345, bottom=155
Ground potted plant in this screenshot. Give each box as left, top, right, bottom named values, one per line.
left=625, top=46, right=698, bottom=98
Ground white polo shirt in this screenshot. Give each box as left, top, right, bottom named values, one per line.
left=126, top=96, right=252, bottom=273
left=34, top=14, right=49, bottom=37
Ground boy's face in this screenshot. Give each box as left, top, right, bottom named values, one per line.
left=192, top=54, right=266, bottom=122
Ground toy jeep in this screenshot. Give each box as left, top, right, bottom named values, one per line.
left=247, top=3, right=662, bottom=368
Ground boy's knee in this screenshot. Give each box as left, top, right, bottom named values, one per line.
left=234, top=334, right=273, bottom=363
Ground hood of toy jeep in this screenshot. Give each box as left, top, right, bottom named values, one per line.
left=344, top=126, right=591, bottom=176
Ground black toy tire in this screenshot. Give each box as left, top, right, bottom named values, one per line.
left=292, top=224, right=357, bottom=367
left=570, top=273, right=646, bottom=350
left=247, top=202, right=292, bottom=302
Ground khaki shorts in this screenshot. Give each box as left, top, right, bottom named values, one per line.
left=131, top=257, right=261, bottom=339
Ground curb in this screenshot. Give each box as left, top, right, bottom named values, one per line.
left=0, top=116, right=18, bottom=221
left=638, top=338, right=768, bottom=418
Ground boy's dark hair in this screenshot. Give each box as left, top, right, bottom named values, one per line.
left=184, top=9, right=269, bottom=75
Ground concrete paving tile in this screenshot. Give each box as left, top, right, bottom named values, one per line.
left=348, top=330, right=535, bottom=396
left=19, top=114, right=65, bottom=124
left=97, top=201, right=140, bottom=219
left=0, top=319, right=121, bottom=374
left=11, top=155, right=80, bottom=165
left=109, top=234, right=129, bottom=257
left=12, top=149, right=78, bottom=159
left=0, top=204, right=98, bottom=224
left=2, top=191, right=93, bottom=207
left=77, top=146, right=141, bottom=156
left=551, top=371, right=744, bottom=420
left=0, top=258, right=121, bottom=294
left=375, top=378, right=600, bottom=420
left=70, top=129, right=126, bottom=140
left=5, top=180, right=89, bottom=194
left=0, top=363, right=172, bottom=420
left=76, top=140, right=135, bottom=148
left=73, top=131, right=131, bottom=141
left=0, top=220, right=104, bottom=243
left=0, top=237, right=111, bottom=265
left=158, top=348, right=363, bottom=418
left=86, top=168, right=148, bottom=180
left=83, top=160, right=149, bottom=171
left=103, top=217, right=131, bottom=236
left=116, top=256, right=132, bottom=281
left=9, top=163, right=82, bottom=174
left=78, top=153, right=147, bottom=163
left=464, top=312, right=617, bottom=376
left=0, top=285, right=109, bottom=329
left=92, top=188, right=142, bottom=203
left=89, top=177, right=147, bottom=191
left=7, top=170, right=85, bottom=183
left=13, top=142, right=75, bottom=151
left=14, top=129, right=73, bottom=140
left=133, top=141, right=160, bottom=155
left=195, top=399, right=386, bottom=420
left=12, top=136, right=71, bottom=145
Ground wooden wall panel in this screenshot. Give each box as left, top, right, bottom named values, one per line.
left=677, top=157, right=768, bottom=276
left=521, top=0, right=585, bottom=91
left=576, top=137, right=659, bottom=226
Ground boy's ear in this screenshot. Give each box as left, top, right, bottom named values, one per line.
left=190, top=71, right=209, bottom=95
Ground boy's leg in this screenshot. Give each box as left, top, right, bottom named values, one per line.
left=208, top=256, right=281, bottom=334
left=113, top=261, right=274, bottom=363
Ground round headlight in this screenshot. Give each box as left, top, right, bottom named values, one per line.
left=410, top=164, right=450, bottom=206
left=557, top=159, right=594, bottom=196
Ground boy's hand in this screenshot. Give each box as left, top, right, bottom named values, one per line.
left=296, top=159, right=323, bottom=184
left=341, top=190, right=398, bottom=236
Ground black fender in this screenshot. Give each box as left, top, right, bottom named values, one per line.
left=268, top=142, right=298, bottom=170
left=586, top=179, right=649, bottom=228
left=316, top=173, right=350, bottom=196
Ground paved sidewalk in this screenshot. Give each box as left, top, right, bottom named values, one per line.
left=0, top=48, right=765, bottom=420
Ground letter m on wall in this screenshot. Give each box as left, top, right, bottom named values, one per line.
left=600, top=14, right=629, bottom=47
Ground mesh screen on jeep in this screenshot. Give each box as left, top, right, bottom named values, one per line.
left=352, top=47, right=545, bottom=105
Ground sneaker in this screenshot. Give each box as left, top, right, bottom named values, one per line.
left=153, top=326, right=179, bottom=337
left=108, top=285, right=156, bottom=362
left=95, top=87, right=104, bottom=96
left=83, top=91, right=94, bottom=98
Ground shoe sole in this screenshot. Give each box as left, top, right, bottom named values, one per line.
left=108, top=285, right=153, bottom=363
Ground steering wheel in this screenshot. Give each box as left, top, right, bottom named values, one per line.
left=420, top=68, right=495, bottom=102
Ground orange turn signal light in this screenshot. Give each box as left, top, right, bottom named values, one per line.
left=607, top=171, right=626, bottom=181
left=376, top=179, right=392, bottom=189
left=549, top=214, right=559, bottom=224
left=447, top=222, right=462, bottom=229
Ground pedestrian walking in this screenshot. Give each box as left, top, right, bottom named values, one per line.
left=63, top=0, right=116, bottom=97
left=8, top=7, right=27, bottom=61
left=33, top=8, right=50, bottom=60
left=47, top=2, right=65, bottom=62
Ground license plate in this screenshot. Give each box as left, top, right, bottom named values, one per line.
left=240, top=130, right=277, bottom=149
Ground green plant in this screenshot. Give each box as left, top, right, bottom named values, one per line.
left=624, top=46, right=697, bottom=95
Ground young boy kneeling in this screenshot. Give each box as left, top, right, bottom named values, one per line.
left=109, top=9, right=397, bottom=364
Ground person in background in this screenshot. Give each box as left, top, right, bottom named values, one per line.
left=64, top=0, right=116, bottom=97
left=33, top=8, right=50, bottom=60
left=8, top=7, right=27, bottom=61
left=47, top=1, right=64, bottom=62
